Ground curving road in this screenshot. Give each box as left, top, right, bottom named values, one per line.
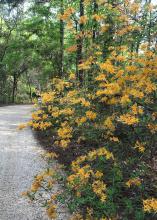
left=0, top=105, right=69, bottom=220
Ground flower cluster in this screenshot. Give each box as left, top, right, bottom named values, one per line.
left=143, top=198, right=157, bottom=213
left=126, top=177, right=141, bottom=188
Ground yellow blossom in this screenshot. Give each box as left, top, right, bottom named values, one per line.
left=104, top=117, right=115, bottom=131
left=70, top=213, right=83, bottom=220
left=95, top=73, right=107, bottom=81
left=41, top=92, right=55, bottom=104
left=94, top=171, right=103, bottom=179
left=119, top=113, right=139, bottom=125
left=92, top=14, right=103, bottom=21
left=100, top=24, right=109, bottom=32
left=86, top=111, right=97, bottom=120
left=95, top=51, right=102, bottom=55
left=143, top=198, right=157, bottom=212
left=134, top=141, right=145, bottom=153
left=31, top=180, right=41, bottom=192
left=120, top=95, right=131, bottom=105
left=97, top=83, right=120, bottom=95
left=148, top=123, right=157, bottom=134
left=131, top=104, right=144, bottom=115
left=57, top=122, right=73, bottom=139
left=59, top=139, right=71, bottom=148
left=79, top=15, right=88, bottom=24
left=129, top=89, right=144, bottom=99
left=115, top=55, right=126, bottom=62
left=75, top=117, right=87, bottom=125
left=99, top=60, right=115, bottom=74
left=52, top=111, right=60, bottom=118
left=80, top=98, right=90, bottom=107
left=44, top=168, right=55, bottom=177
left=69, top=72, right=76, bottom=80
left=44, top=152, right=58, bottom=159
left=47, top=204, right=57, bottom=219
left=66, top=45, right=77, bottom=53
left=92, top=180, right=107, bottom=201
left=60, top=108, right=75, bottom=115
left=126, top=177, right=141, bottom=188
left=17, top=123, right=27, bottom=130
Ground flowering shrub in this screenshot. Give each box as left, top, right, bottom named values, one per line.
left=23, top=45, right=157, bottom=219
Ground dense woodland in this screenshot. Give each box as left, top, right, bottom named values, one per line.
left=1, top=0, right=157, bottom=219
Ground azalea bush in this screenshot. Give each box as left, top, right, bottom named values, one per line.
left=23, top=44, right=157, bottom=219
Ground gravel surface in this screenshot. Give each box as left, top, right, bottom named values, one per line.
left=0, top=105, right=70, bottom=220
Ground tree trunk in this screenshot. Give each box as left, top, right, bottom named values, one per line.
left=60, top=0, right=64, bottom=77
left=26, top=72, right=32, bottom=102
left=93, top=0, right=98, bottom=42
left=76, top=0, right=84, bottom=84
left=12, top=74, right=17, bottom=103
left=148, top=0, right=152, bottom=49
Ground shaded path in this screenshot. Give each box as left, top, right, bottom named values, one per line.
left=0, top=105, right=51, bottom=220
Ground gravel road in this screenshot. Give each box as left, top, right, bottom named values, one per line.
left=0, top=105, right=69, bottom=220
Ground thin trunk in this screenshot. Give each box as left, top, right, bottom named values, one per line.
left=12, top=74, right=17, bottom=103
left=75, top=21, right=78, bottom=75
left=148, top=0, right=152, bottom=49
left=29, top=84, right=32, bottom=102
left=11, top=65, right=27, bottom=103
left=26, top=72, right=32, bottom=102
left=76, top=0, right=84, bottom=84
left=60, top=0, right=64, bottom=77
left=93, top=0, right=98, bottom=42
